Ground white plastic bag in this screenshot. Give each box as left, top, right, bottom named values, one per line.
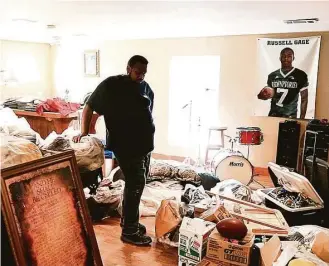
left=287, top=225, right=329, bottom=266
left=211, top=179, right=263, bottom=204
left=0, top=108, right=41, bottom=144
left=41, top=131, right=104, bottom=171
left=1, top=135, right=42, bottom=169
left=70, top=136, right=104, bottom=171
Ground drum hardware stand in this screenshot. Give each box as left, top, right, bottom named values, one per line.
left=247, top=171, right=265, bottom=188
left=245, top=143, right=265, bottom=188
left=182, top=100, right=194, bottom=166
left=194, top=116, right=204, bottom=168
left=246, top=144, right=251, bottom=160
left=181, top=103, right=205, bottom=168
left=223, top=134, right=240, bottom=153
left=227, top=135, right=238, bottom=152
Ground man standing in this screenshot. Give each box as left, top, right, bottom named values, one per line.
left=73, top=55, right=155, bottom=246
left=258, top=47, right=309, bottom=119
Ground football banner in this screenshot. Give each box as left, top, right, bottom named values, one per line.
left=254, top=36, right=321, bottom=119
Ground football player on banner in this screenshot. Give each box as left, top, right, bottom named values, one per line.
left=258, top=47, right=309, bottom=119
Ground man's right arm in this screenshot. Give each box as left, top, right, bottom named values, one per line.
left=72, top=104, right=93, bottom=142
left=72, top=81, right=107, bottom=142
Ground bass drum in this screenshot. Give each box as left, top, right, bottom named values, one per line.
left=211, top=150, right=253, bottom=185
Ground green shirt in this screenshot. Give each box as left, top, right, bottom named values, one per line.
left=267, top=68, right=308, bottom=118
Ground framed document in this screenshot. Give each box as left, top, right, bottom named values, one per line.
left=1, top=150, right=103, bottom=266
left=84, top=50, right=100, bottom=77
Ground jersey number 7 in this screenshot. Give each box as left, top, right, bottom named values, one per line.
left=276, top=88, right=289, bottom=107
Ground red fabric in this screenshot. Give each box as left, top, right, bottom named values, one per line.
left=36, top=98, right=80, bottom=116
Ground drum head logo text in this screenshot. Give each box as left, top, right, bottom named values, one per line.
left=229, top=161, right=244, bottom=167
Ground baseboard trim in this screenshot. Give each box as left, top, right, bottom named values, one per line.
left=151, top=153, right=186, bottom=162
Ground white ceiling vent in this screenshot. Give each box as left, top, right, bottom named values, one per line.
left=284, top=18, right=319, bottom=24
left=47, top=24, right=57, bottom=29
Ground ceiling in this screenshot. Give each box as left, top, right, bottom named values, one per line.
left=0, top=0, right=329, bottom=44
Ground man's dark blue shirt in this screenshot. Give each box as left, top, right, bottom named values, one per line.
left=87, top=75, right=155, bottom=157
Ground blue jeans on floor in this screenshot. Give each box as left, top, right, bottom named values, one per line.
left=115, top=153, right=151, bottom=235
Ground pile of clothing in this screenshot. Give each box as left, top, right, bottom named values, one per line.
left=2, top=97, right=43, bottom=112
left=36, top=98, right=80, bottom=116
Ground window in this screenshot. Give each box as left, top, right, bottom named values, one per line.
left=168, top=56, right=220, bottom=149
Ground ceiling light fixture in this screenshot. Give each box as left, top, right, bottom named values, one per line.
left=47, top=24, right=57, bottom=29
left=284, top=18, right=319, bottom=24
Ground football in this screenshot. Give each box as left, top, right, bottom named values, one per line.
left=216, top=218, right=248, bottom=240
left=258, top=86, right=275, bottom=100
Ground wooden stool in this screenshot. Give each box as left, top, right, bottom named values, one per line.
left=205, top=127, right=227, bottom=163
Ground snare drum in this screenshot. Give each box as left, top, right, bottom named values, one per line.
left=237, top=127, right=263, bottom=145
left=211, top=150, right=253, bottom=185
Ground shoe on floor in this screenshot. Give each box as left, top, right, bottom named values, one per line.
left=138, top=223, right=146, bottom=235
left=120, top=222, right=147, bottom=235
left=121, top=232, right=152, bottom=246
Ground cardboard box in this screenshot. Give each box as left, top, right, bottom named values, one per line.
left=206, top=230, right=254, bottom=266
left=199, top=205, right=232, bottom=223
left=259, top=235, right=281, bottom=266
left=179, top=218, right=216, bottom=263
left=194, top=204, right=209, bottom=218
left=198, top=257, right=237, bottom=266
left=259, top=236, right=299, bottom=266
left=178, top=256, right=198, bottom=266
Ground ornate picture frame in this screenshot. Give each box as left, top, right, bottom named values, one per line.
left=84, top=50, right=100, bottom=77
left=1, top=150, right=103, bottom=266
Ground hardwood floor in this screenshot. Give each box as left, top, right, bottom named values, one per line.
left=93, top=171, right=273, bottom=266
left=93, top=217, right=178, bottom=266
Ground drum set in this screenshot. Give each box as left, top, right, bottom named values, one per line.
left=210, top=127, right=265, bottom=187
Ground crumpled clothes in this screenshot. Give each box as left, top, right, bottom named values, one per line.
left=211, top=179, right=263, bottom=204
left=116, top=180, right=182, bottom=217
left=40, top=133, right=104, bottom=171
left=182, top=184, right=211, bottom=205
left=42, top=136, right=71, bottom=151
left=36, top=98, right=80, bottom=116
left=148, top=160, right=201, bottom=186
left=93, top=180, right=125, bottom=204
left=147, top=181, right=184, bottom=190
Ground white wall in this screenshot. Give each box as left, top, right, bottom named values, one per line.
left=51, top=39, right=104, bottom=102
left=0, top=40, right=51, bottom=101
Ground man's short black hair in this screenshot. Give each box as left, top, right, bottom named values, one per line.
left=280, top=47, right=294, bottom=56
left=128, top=55, right=148, bottom=67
